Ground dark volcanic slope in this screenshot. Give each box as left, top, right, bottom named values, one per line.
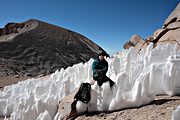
left=0, top=19, right=104, bottom=77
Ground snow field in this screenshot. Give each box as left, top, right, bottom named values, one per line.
left=0, top=43, right=180, bottom=119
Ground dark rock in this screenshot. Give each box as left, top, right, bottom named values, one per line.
left=0, top=22, right=25, bottom=36
left=14, top=74, right=20, bottom=78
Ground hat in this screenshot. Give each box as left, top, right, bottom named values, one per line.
left=98, top=51, right=107, bottom=56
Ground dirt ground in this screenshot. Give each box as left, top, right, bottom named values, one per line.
left=0, top=76, right=32, bottom=91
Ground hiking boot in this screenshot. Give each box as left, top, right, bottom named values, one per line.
left=67, top=109, right=78, bottom=120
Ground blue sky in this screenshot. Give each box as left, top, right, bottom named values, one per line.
left=1, top=0, right=179, bottom=55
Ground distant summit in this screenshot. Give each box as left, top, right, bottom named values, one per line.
left=124, top=2, right=180, bottom=53
left=0, top=19, right=105, bottom=77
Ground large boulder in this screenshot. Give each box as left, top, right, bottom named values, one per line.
left=155, top=2, right=180, bottom=48
left=57, top=89, right=78, bottom=119
left=123, top=34, right=145, bottom=53
left=163, top=3, right=180, bottom=29
left=130, top=34, right=142, bottom=45
left=124, top=2, right=180, bottom=52
left=123, top=41, right=134, bottom=49
left=155, top=28, right=180, bottom=48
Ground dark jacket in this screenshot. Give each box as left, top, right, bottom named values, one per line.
left=92, top=57, right=115, bottom=87
left=92, top=58, right=108, bottom=78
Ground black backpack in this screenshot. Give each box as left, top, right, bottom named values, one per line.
left=74, top=83, right=91, bottom=103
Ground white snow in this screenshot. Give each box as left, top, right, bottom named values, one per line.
left=172, top=105, right=180, bottom=120
left=1, top=43, right=180, bottom=120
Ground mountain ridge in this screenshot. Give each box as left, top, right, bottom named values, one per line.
left=0, top=19, right=105, bottom=77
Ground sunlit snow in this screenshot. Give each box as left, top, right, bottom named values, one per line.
left=172, top=104, right=180, bottom=120
left=1, top=43, right=180, bottom=120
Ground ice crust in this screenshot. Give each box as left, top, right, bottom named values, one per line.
left=0, top=43, right=180, bottom=120
left=172, top=105, right=180, bottom=120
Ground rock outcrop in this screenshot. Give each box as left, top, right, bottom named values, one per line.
left=124, top=2, right=180, bottom=52
left=154, top=3, right=180, bottom=47
left=57, top=89, right=78, bottom=119
left=123, top=34, right=145, bottom=53
left=0, top=19, right=105, bottom=77
left=0, top=22, right=26, bottom=36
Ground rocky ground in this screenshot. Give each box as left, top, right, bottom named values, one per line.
left=76, top=95, right=180, bottom=120
left=0, top=76, right=28, bottom=90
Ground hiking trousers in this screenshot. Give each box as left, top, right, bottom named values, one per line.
left=93, top=75, right=115, bottom=87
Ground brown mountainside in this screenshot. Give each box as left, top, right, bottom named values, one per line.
left=0, top=19, right=105, bottom=77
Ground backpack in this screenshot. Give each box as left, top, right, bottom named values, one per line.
left=74, top=83, right=91, bottom=103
